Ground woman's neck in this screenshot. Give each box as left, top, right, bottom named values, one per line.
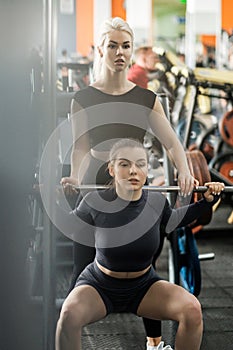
left=116, top=186, right=142, bottom=202
left=92, top=70, right=135, bottom=95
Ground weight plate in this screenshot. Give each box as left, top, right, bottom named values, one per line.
left=186, top=150, right=212, bottom=232
left=219, top=161, right=233, bottom=184
left=209, top=152, right=233, bottom=184
left=219, top=109, right=233, bottom=147
left=186, top=150, right=211, bottom=187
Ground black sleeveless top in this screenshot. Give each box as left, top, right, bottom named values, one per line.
left=72, top=85, right=156, bottom=149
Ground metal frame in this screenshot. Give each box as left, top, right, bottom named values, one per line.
left=42, top=0, right=58, bottom=349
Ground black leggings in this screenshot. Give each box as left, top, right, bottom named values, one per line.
left=67, top=242, right=162, bottom=338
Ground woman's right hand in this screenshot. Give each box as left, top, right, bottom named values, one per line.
left=203, top=182, right=225, bottom=202
left=60, top=176, right=79, bottom=195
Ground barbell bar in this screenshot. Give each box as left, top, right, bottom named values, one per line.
left=74, top=185, right=233, bottom=193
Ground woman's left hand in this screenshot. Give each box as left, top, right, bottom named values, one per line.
left=203, top=182, right=225, bottom=202
left=177, top=172, right=199, bottom=197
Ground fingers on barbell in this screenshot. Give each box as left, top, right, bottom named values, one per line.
left=204, top=182, right=225, bottom=195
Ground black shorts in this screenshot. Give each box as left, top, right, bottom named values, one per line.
left=75, top=261, right=162, bottom=314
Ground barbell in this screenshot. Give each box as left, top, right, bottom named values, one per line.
left=63, top=149, right=231, bottom=232
left=74, top=184, right=233, bottom=193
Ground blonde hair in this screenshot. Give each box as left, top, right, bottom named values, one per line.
left=93, top=17, right=134, bottom=80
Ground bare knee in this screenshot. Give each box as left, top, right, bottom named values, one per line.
left=181, top=295, right=203, bottom=328
left=58, top=302, right=84, bottom=336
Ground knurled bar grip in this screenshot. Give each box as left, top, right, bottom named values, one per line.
left=74, top=185, right=233, bottom=192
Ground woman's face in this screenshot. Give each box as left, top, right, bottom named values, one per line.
left=109, top=147, right=148, bottom=193
left=99, top=30, right=133, bottom=73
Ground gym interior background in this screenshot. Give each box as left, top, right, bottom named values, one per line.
left=0, top=1, right=233, bottom=349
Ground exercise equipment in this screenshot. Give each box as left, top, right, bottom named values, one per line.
left=209, top=152, right=233, bottom=184
left=177, top=227, right=201, bottom=296
left=57, top=62, right=92, bottom=91
left=176, top=117, right=207, bottom=147
left=219, top=109, right=233, bottom=147
left=73, top=184, right=233, bottom=192
left=219, top=161, right=233, bottom=183
left=198, top=124, right=221, bottom=162
left=148, top=48, right=233, bottom=305
left=185, top=149, right=212, bottom=232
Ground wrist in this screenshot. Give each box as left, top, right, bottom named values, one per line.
left=70, top=173, right=78, bottom=179
left=177, top=166, right=191, bottom=175
left=203, top=193, right=219, bottom=204
left=204, top=195, right=214, bottom=202
left=68, top=175, right=79, bottom=185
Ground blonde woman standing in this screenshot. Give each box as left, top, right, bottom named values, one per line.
left=61, top=17, right=197, bottom=350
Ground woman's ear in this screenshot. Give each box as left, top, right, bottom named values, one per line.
left=97, top=46, right=103, bottom=57
left=108, top=162, right=114, bottom=178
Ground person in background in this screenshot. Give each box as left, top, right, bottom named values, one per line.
left=58, top=49, right=72, bottom=63
left=127, top=46, right=160, bottom=89
left=56, top=138, right=225, bottom=350
left=61, top=17, right=198, bottom=350
left=127, top=46, right=174, bottom=115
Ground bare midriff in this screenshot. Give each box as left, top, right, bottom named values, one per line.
left=96, top=260, right=151, bottom=279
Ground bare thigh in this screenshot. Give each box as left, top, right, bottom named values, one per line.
left=137, top=280, right=200, bottom=321
left=61, top=285, right=107, bottom=326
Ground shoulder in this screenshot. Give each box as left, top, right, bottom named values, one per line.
left=81, top=190, right=100, bottom=202
left=72, top=86, right=95, bottom=107
left=142, top=190, right=166, bottom=209
left=134, top=85, right=156, bottom=97
left=140, top=190, right=168, bottom=223
left=73, top=86, right=91, bottom=99
left=75, top=191, right=99, bottom=218
left=129, top=86, right=157, bottom=108
left=75, top=189, right=117, bottom=218
left=80, top=188, right=116, bottom=205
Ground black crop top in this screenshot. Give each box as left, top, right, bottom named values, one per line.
left=73, top=85, right=156, bottom=109
left=73, top=189, right=218, bottom=272
left=72, top=86, right=157, bottom=149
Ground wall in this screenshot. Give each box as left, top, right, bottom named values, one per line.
left=222, top=0, right=233, bottom=33
left=152, top=0, right=186, bottom=50
left=76, top=0, right=94, bottom=56
left=58, top=0, right=233, bottom=59
left=57, top=0, right=76, bottom=58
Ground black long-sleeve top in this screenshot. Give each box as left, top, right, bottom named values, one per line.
left=73, top=189, right=218, bottom=272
